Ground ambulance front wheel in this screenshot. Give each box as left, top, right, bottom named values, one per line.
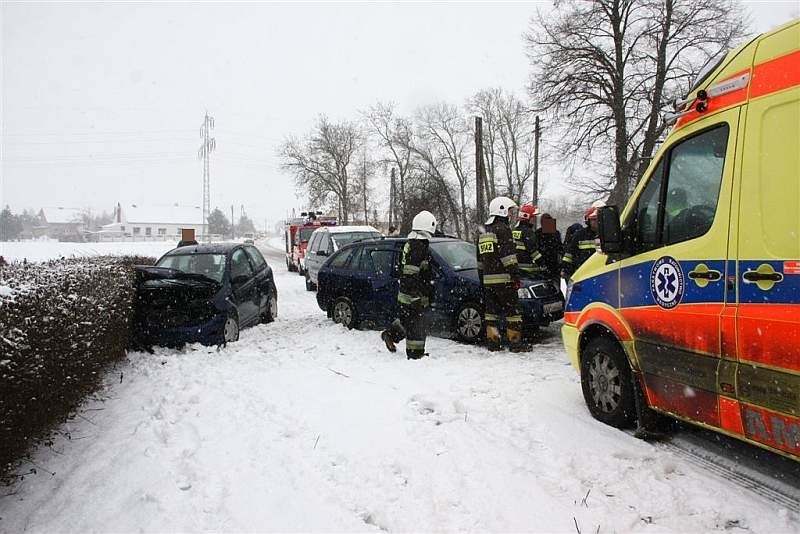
left=580, top=337, right=636, bottom=428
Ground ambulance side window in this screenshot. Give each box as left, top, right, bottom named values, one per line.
left=625, top=124, right=729, bottom=252
left=662, top=125, right=729, bottom=245
left=628, top=160, right=665, bottom=252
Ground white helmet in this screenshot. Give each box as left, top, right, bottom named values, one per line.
left=488, top=196, right=518, bottom=218
left=411, top=210, right=437, bottom=235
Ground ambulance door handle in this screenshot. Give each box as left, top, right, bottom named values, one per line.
left=687, top=264, right=721, bottom=288
left=742, top=264, right=784, bottom=291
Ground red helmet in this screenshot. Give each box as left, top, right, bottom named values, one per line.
left=519, top=203, right=540, bottom=221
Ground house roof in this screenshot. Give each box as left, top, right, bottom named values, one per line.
left=40, top=207, right=83, bottom=224
left=124, top=204, right=204, bottom=225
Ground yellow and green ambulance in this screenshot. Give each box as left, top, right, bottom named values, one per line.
left=562, top=19, right=800, bottom=461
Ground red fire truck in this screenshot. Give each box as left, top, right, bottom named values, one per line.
left=284, top=212, right=337, bottom=275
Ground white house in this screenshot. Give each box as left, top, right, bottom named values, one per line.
left=38, top=207, right=85, bottom=238
left=99, top=203, right=205, bottom=241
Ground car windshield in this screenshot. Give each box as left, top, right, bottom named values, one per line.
left=298, top=227, right=316, bottom=242
left=157, top=253, right=226, bottom=283
left=431, top=241, right=478, bottom=271
left=331, top=231, right=381, bottom=248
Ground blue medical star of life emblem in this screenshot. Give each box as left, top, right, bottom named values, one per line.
left=650, top=256, right=684, bottom=309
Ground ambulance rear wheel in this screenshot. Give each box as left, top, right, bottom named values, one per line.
left=580, top=337, right=635, bottom=428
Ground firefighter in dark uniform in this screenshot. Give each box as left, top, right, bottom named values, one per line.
left=381, top=210, right=437, bottom=360
left=513, top=203, right=546, bottom=278
left=478, top=196, right=527, bottom=352
left=561, top=202, right=603, bottom=280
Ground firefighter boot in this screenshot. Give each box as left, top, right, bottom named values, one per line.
left=406, top=339, right=426, bottom=360
left=508, top=328, right=531, bottom=353
left=486, top=325, right=502, bottom=352
left=381, top=331, right=396, bottom=353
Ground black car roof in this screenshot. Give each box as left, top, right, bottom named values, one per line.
left=337, top=236, right=464, bottom=250
left=164, top=242, right=245, bottom=255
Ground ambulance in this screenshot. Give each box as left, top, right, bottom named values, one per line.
left=562, top=20, right=800, bottom=461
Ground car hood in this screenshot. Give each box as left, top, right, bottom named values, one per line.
left=453, top=267, right=480, bottom=284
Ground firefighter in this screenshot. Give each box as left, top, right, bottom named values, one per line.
left=478, top=196, right=528, bottom=352
left=561, top=202, right=604, bottom=280
left=513, top=203, right=544, bottom=278
left=381, top=210, right=437, bottom=360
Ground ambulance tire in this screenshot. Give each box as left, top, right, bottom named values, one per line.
left=580, top=337, right=636, bottom=428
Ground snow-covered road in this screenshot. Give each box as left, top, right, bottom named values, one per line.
left=1, top=242, right=798, bottom=532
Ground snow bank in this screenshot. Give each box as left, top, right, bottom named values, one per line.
left=0, top=241, right=176, bottom=263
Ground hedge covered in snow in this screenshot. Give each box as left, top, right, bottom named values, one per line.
left=0, top=255, right=154, bottom=480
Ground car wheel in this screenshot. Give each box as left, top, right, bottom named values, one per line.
left=580, top=337, right=635, bottom=428
left=222, top=312, right=240, bottom=344
left=455, top=302, right=483, bottom=343
left=332, top=297, right=357, bottom=329
left=305, top=272, right=316, bottom=291
left=263, top=291, right=277, bottom=323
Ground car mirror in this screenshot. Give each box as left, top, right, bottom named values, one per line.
left=597, top=205, right=623, bottom=254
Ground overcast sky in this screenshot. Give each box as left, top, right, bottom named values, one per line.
left=2, top=1, right=798, bottom=230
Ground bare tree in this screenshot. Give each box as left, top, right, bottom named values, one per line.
left=416, top=102, right=473, bottom=239
left=362, top=102, right=414, bottom=229
left=525, top=0, right=748, bottom=205
left=279, top=115, right=361, bottom=223
left=468, top=88, right=540, bottom=203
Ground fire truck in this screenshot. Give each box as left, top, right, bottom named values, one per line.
left=284, top=212, right=337, bottom=275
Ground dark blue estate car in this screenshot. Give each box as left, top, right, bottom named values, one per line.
left=315, top=237, right=564, bottom=342
left=133, top=243, right=277, bottom=347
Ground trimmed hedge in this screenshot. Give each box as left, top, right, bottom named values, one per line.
left=0, top=255, right=154, bottom=481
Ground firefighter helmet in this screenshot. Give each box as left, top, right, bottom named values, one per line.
left=488, top=196, right=518, bottom=218
left=585, top=200, right=606, bottom=220
left=411, top=210, right=437, bottom=234
left=519, top=203, right=540, bottom=221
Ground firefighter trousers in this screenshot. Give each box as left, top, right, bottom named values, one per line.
left=483, top=283, right=523, bottom=350
left=384, top=302, right=428, bottom=359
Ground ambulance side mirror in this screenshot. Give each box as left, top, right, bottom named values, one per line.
left=597, top=205, right=623, bottom=254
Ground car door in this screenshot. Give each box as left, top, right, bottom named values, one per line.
left=229, top=247, right=258, bottom=326
left=309, top=231, right=331, bottom=284
left=733, top=67, right=800, bottom=457
left=347, top=244, right=398, bottom=324
left=245, top=245, right=272, bottom=313
left=615, top=110, right=739, bottom=427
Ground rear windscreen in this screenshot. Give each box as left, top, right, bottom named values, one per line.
left=331, top=232, right=381, bottom=248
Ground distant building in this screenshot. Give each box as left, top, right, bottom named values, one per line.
left=38, top=207, right=85, bottom=239
left=99, top=203, right=205, bottom=241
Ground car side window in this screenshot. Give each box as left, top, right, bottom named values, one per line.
left=230, top=249, right=253, bottom=280
left=371, top=249, right=395, bottom=276
left=625, top=124, right=728, bottom=253
left=358, top=247, right=375, bottom=271
left=245, top=246, right=266, bottom=270
left=319, top=232, right=331, bottom=254
left=308, top=233, right=319, bottom=252
left=329, top=246, right=355, bottom=268
left=349, top=246, right=364, bottom=270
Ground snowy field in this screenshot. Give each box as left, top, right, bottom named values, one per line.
left=0, top=240, right=178, bottom=263
left=0, top=241, right=798, bottom=532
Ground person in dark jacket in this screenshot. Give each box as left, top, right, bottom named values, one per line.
left=513, top=203, right=544, bottom=278
left=533, top=213, right=563, bottom=284
left=478, top=196, right=528, bottom=352
left=561, top=203, right=603, bottom=279
left=381, top=210, right=437, bottom=360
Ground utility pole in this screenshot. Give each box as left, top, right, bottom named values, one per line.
left=533, top=115, right=541, bottom=205
left=389, top=167, right=396, bottom=228
left=197, top=112, right=216, bottom=241
left=475, top=117, right=485, bottom=224
left=231, top=205, right=235, bottom=240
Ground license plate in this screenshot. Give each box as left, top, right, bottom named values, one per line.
left=543, top=301, right=563, bottom=314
